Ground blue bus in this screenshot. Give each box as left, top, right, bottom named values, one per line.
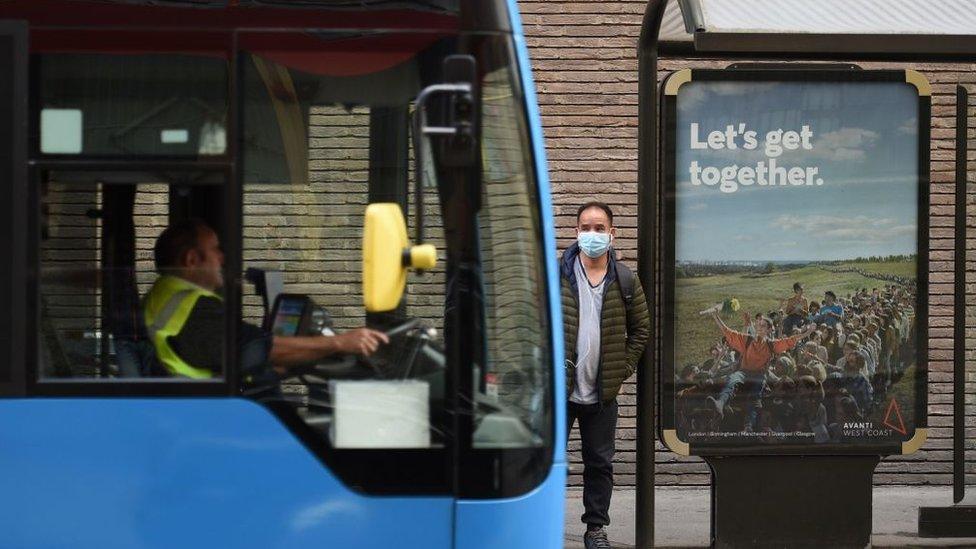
left=0, top=1, right=565, bottom=547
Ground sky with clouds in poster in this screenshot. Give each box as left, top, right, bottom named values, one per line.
left=675, top=80, right=919, bottom=263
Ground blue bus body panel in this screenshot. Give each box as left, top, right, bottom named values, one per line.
left=454, top=463, right=566, bottom=549
left=0, top=399, right=453, bottom=549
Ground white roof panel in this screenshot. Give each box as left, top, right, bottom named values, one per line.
left=685, top=0, right=976, bottom=36
left=661, top=0, right=693, bottom=42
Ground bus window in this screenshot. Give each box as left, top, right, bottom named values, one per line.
left=32, top=46, right=233, bottom=384
left=239, top=32, right=552, bottom=466
left=36, top=54, right=228, bottom=157
left=473, top=57, right=550, bottom=450
left=241, top=47, right=450, bottom=450
left=38, top=172, right=227, bottom=380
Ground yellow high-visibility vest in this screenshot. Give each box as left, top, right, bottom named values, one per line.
left=143, top=274, right=219, bottom=379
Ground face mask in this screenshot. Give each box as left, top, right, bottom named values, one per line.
left=577, top=231, right=611, bottom=258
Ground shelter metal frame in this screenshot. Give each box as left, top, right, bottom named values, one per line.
left=658, top=67, right=931, bottom=457
left=637, top=1, right=976, bottom=546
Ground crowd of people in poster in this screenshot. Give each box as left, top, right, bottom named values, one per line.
left=675, top=276, right=917, bottom=444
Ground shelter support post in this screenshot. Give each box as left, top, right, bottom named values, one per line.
left=636, top=1, right=668, bottom=547
left=954, top=85, right=968, bottom=507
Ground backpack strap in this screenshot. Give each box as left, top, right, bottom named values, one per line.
left=616, top=262, right=634, bottom=307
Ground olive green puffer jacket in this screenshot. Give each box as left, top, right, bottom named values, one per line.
left=561, top=245, right=651, bottom=403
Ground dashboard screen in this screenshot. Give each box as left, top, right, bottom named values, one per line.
left=271, top=296, right=307, bottom=337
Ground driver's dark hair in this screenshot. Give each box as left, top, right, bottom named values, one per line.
left=154, top=218, right=211, bottom=273
left=576, top=201, right=614, bottom=226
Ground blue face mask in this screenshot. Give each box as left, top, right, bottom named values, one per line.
left=578, top=231, right=611, bottom=258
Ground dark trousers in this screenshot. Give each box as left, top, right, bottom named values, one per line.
left=717, top=370, right=766, bottom=430
left=568, top=399, right=618, bottom=527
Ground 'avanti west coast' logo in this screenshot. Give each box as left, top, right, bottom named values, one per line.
left=842, top=422, right=893, bottom=438
left=843, top=399, right=908, bottom=438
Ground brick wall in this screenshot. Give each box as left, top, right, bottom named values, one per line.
left=519, top=0, right=975, bottom=487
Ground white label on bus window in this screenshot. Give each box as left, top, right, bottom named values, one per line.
left=160, top=129, right=189, bottom=144
left=330, top=380, right=430, bottom=449
left=40, top=109, right=83, bottom=154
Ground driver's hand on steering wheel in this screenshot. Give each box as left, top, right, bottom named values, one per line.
left=334, top=328, right=390, bottom=357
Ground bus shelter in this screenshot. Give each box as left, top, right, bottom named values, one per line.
left=637, top=1, right=976, bottom=547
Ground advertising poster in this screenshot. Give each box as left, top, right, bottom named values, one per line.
left=662, top=70, right=928, bottom=453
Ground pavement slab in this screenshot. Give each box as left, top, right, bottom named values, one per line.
left=564, top=486, right=975, bottom=548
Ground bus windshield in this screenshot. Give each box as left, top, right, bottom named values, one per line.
left=34, top=28, right=552, bottom=463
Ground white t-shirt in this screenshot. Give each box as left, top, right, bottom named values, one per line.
left=570, top=258, right=605, bottom=405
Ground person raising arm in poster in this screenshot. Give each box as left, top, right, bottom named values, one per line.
left=706, top=310, right=814, bottom=431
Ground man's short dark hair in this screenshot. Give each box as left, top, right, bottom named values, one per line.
left=154, top=218, right=211, bottom=273
left=824, top=290, right=837, bottom=300
left=576, top=201, right=614, bottom=226
left=793, top=282, right=803, bottom=292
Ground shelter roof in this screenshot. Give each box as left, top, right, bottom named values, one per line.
left=674, top=0, right=976, bottom=36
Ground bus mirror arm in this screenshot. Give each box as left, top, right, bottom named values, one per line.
left=410, top=55, right=479, bottom=246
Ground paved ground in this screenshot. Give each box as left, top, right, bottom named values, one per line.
left=564, top=486, right=976, bottom=548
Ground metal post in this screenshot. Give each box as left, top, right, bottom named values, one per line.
left=954, top=85, right=968, bottom=504
left=225, top=31, right=242, bottom=396
left=636, top=1, right=667, bottom=547
left=0, top=20, right=28, bottom=396
left=918, top=86, right=976, bottom=537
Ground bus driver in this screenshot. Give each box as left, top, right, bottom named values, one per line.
left=143, top=219, right=388, bottom=380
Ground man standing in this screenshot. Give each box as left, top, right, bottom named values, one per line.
left=561, top=201, right=650, bottom=549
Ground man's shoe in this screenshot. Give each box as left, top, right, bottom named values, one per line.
left=706, top=395, right=724, bottom=419
left=584, top=527, right=612, bottom=549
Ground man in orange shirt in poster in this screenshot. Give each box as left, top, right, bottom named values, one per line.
left=706, top=309, right=815, bottom=431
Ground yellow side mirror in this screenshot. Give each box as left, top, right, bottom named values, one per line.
left=362, top=203, right=438, bottom=312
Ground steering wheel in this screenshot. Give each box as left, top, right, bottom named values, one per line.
left=382, top=318, right=421, bottom=339
left=246, top=319, right=428, bottom=399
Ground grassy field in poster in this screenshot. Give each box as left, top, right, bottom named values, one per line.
left=674, top=260, right=913, bottom=364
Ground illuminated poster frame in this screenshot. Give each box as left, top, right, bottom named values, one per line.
left=658, top=68, right=930, bottom=456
